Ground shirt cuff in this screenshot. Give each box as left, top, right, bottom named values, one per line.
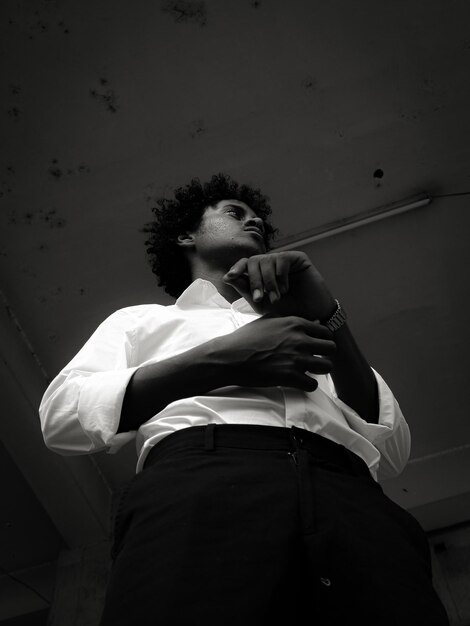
left=326, top=368, right=411, bottom=478
left=77, top=366, right=140, bottom=453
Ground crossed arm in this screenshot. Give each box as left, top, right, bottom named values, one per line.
left=119, top=251, right=378, bottom=433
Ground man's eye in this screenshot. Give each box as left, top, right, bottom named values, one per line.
left=227, top=208, right=242, bottom=217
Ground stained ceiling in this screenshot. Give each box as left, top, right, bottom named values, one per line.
left=1, top=0, right=470, bottom=620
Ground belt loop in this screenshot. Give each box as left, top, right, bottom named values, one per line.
left=291, top=425, right=303, bottom=447
left=204, top=423, right=216, bottom=451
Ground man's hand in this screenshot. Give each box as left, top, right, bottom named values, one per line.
left=212, top=314, right=336, bottom=392
left=222, top=250, right=337, bottom=321
left=222, top=251, right=380, bottom=422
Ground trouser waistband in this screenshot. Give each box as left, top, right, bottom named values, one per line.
left=143, top=424, right=370, bottom=477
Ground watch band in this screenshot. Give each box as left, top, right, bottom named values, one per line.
left=323, top=299, right=347, bottom=332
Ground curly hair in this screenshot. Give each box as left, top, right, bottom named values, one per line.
left=141, top=172, right=280, bottom=298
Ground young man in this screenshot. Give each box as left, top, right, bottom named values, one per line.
left=39, top=173, right=448, bottom=625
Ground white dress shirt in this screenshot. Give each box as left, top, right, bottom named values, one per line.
left=39, top=278, right=410, bottom=481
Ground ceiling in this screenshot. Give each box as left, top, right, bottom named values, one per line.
left=1, top=0, right=470, bottom=620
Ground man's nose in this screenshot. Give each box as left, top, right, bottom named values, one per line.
left=245, top=216, right=264, bottom=233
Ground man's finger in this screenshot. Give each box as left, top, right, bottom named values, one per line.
left=256, top=257, right=280, bottom=303
left=309, top=338, right=337, bottom=357
left=305, top=320, right=334, bottom=340
left=275, top=254, right=290, bottom=295
left=245, top=257, right=269, bottom=303
left=224, top=258, right=248, bottom=280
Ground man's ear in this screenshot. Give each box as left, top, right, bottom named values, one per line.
left=176, top=233, right=195, bottom=248
left=177, top=209, right=205, bottom=249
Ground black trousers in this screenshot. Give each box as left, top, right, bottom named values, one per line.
left=99, top=425, right=449, bottom=626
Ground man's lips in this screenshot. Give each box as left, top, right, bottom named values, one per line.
left=244, top=228, right=264, bottom=239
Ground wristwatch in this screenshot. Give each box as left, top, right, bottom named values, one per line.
left=322, top=299, right=347, bottom=332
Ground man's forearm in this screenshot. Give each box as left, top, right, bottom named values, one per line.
left=118, top=318, right=380, bottom=434
left=118, top=339, right=230, bottom=433
left=329, top=323, right=380, bottom=423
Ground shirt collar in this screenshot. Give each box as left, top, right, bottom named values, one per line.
left=175, top=278, right=256, bottom=314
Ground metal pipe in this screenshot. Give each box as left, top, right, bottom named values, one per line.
left=273, top=194, right=432, bottom=251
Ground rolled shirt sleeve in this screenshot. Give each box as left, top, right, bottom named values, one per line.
left=39, top=310, right=139, bottom=455
left=326, top=368, right=411, bottom=480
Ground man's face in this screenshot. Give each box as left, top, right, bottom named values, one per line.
left=197, top=199, right=267, bottom=254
